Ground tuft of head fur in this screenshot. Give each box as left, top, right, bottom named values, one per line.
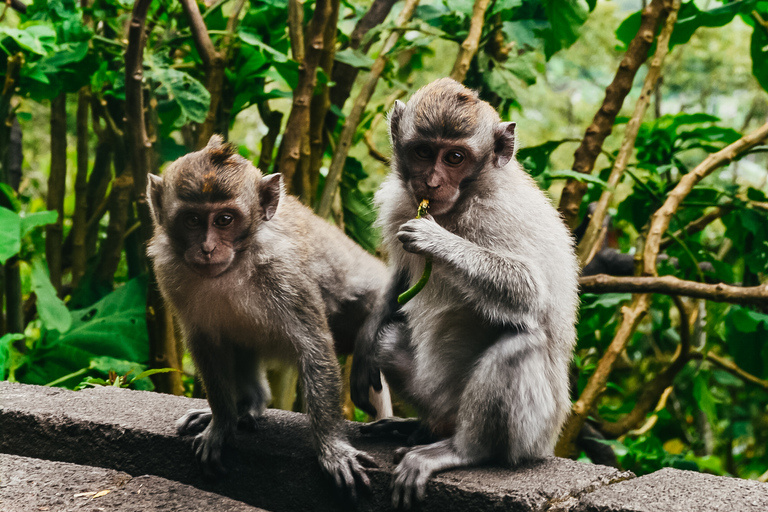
left=168, top=135, right=255, bottom=204
left=389, top=78, right=500, bottom=152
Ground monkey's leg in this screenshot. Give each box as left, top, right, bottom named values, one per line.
left=294, top=323, right=376, bottom=502
left=392, top=329, right=557, bottom=509
left=234, top=348, right=271, bottom=431
left=181, top=334, right=239, bottom=478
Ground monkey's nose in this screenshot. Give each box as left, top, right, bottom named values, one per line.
left=201, top=243, right=216, bottom=255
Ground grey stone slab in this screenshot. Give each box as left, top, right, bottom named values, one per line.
left=0, top=382, right=632, bottom=511
left=575, top=467, right=768, bottom=512
left=0, top=453, right=265, bottom=511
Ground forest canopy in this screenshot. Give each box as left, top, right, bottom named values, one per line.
left=1, top=0, right=768, bottom=483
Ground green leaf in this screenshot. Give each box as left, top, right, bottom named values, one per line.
left=0, top=25, right=56, bottom=55
left=31, top=258, right=72, bottom=333
left=130, top=367, right=180, bottom=383
left=0, top=333, right=25, bottom=381
left=148, top=61, right=211, bottom=125
left=539, top=0, right=588, bottom=59
left=0, top=207, right=21, bottom=264
left=0, top=183, right=21, bottom=212
left=334, top=48, right=375, bottom=69
left=518, top=139, right=571, bottom=177
left=751, top=20, right=768, bottom=92
left=20, top=210, right=58, bottom=237
left=238, top=30, right=289, bottom=62
left=544, top=169, right=610, bottom=188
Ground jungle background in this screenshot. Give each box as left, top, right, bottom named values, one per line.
left=1, top=0, right=768, bottom=482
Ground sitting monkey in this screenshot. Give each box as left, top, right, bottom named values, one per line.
left=351, top=78, right=579, bottom=508
left=146, top=136, right=386, bottom=500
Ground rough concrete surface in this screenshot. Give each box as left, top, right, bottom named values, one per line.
left=0, top=453, right=265, bottom=511
left=574, top=467, right=768, bottom=512
left=0, top=382, right=634, bottom=511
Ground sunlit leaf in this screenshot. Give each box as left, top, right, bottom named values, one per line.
left=31, top=258, right=72, bottom=333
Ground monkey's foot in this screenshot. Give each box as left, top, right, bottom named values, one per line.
left=319, top=441, right=378, bottom=504
left=237, top=407, right=266, bottom=431
left=176, top=408, right=212, bottom=436
left=193, top=425, right=232, bottom=478
left=391, top=439, right=465, bottom=510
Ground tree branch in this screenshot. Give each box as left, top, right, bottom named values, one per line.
left=557, top=0, right=670, bottom=230
left=579, top=274, right=768, bottom=306
left=288, top=0, right=305, bottom=62
left=327, top=0, right=398, bottom=129
left=180, top=0, right=226, bottom=148
left=597, top=295, right=690, bottom=438
left=277, top=0, right=333, bottom=194
left=690, top=351, right=768, bottom=392
left=46, top=93, right=67, bottom=295
left=71, top=86, right=90, bottom=289
left=449, top=0, right=491, bottom=83
left=317, top=0, right=421, bottom=218
left=555, top=293, right=651, bottom=457
left=125, top=0, right=183, bottom=396
left=659, top=205, right=732, bottom=250
left=577, top=0, right=680, bottom=266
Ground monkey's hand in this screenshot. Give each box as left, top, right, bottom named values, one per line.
left=176, top=408, right=213, bottom=436
left=192, top=422, right=233, bottom=478
left=350, top=351, right=382, bottom=418
left=397, top=216, right=448, bottom=257
left=319, top=440, right=377, bottom=503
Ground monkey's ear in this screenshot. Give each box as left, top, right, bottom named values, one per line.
left=206, top=134, right=225, bottom=149
left=388, top=100, right=406, bottom=146
left=147, top=174, right=164, bottom=224
left=493, top=122, right=517, bottom=168
left=259, top=173, right=282, bottom=222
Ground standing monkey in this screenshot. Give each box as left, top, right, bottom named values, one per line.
left=351, top=78, right=579, bottom=508
left=146, top=136, right=384, bottom=500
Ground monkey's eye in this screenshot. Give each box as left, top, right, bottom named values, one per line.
left=214, top=214, right=234, bottom=227
left=413, top=146, right=434, bottom=159
left=184, top=214, right=202, bottom=228
left=444, top=151, right=464, bottom=165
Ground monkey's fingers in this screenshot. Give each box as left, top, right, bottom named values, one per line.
left=356, top=451, right=379, bottom=469
left=176, top=408, right=213, bottom=436
left=193, top=432, right=228, bottom=479
left=393, top=447, right=411, bottom=464
left=391, top=461, right=428, bottom=510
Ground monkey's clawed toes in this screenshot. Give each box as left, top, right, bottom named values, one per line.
left=321, top=444, right=375, bottom=505
left=192, top=429, right=229, bottom=479
left=393, top=447, right=412, bottom=464
left=176, top=408, right=213, bottom=436
left=391, top=460, right=428, bottom=510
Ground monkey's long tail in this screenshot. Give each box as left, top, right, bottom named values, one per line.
left=397, top=200, right=432, bottom=305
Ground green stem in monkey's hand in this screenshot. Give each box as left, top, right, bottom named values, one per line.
left=398, top=200, right=432, bottom=305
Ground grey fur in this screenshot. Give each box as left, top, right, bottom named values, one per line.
left=146, top=137, right=386, bottom=500
left=352, top=78, right=579, bottom=508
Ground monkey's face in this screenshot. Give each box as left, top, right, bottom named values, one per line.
left=171, top=202, right=251, bottom=278
left=401, top=141, right=479, bottom=216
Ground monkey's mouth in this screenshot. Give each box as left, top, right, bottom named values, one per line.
left=188, top=262, right=230, bottom=278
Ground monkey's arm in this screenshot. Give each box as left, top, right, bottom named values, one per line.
left=292, top=317, right=376, bottom=502
left=350, top=269, right=410, bottom=417
left=397, top=217, right=543, bottom=325
left=180, top=332, right=239, bottom=477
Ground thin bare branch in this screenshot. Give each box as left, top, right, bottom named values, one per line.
left=577, top=0, right=681, bottom=266
left=579, top=274, right=768, bottom=306
left=659, top=205, right=732, bottom=250
left=558, top=0, right=670, bottom=230
left=288, top=0, right=305, bottom=62
left=72, top=86, right=91, bottom=288
left=449, top=0, right=491, bottom=83
left=691, top=351, right=768, bottom=391
left=317, top=0, right=421, bottom=218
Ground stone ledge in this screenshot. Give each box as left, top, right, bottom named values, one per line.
left=574, top=467, right=768, bottom=512
left=0, top=382, right=631, bottom=511
left=0, top=453, right=265, bottom=512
